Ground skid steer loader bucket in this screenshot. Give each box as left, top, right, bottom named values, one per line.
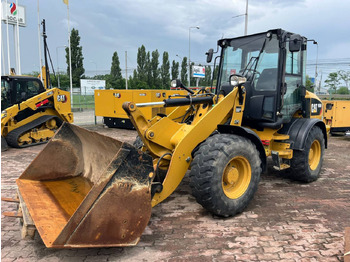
left=16, top=123, right=154, bottom=248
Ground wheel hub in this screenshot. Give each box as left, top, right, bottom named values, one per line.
left=309, top=140, right=321, bottom=170
left=222, top=156, right=252, bottom=199
left=223, top=168, right=239, bottom=185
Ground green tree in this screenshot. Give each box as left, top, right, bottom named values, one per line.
left=338, top=70, right=350, bottom=89
left=171, top=60, right=179, bottom=81
left=180, top=57, right=188, bottom=86
left=199, top=66, right=212, bottom=87
left=151, top=49, right=160, bottom=89
left=136, top=45, right=147, bottom=82
left=110, top=51, right=122, bottom=79
left=189, top=62, right=195, bottom=87
left=325, top=72, right=340, bottom=94
left=65, top=28, right=85, bottom=87
left=337, top=86, right=349, bottom=94
left=160, top=51, right=170, bottom=89
left=146, top=51, right=152, bottom=87
left=109, top=51, right=124, bottom=89
left=305, top=75, right=314, bottom=92
left=212, top=65, right=219, bottom=87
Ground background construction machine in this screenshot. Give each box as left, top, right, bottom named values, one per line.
left=95, top=89, right=188, bottom=129
left=1, top=74, right=73, bottom=150
left=322, top=100, right=350, bottom=135
left=1, top=19, right=73, bottom=151
left=15, top=29, right=327, bottom=248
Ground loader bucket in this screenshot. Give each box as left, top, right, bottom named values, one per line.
left=16, top=123, right=154, bottom=248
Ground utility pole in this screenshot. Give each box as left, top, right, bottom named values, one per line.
left=232, top=0, right=249, bottom=36
left=244, top=0, right=248, bottom=35
left=37, top=0, right=42, bottom=80
left=16, top=0, right=21, bottom=75
left=189, top=26, right=200, bottom=87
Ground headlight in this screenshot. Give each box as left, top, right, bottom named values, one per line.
left=171, top=80, right=177, bottom=88
left=230, top=76, right=247, bottom=87
left=1, top=110, right=7, bottom=119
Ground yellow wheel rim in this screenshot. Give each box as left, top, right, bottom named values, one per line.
left=222, top=156, right=251, bottom=199
left=309, top=140, right=321, bottom=170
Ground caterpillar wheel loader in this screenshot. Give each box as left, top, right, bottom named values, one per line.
left=14, top=29, right=327, bottom=248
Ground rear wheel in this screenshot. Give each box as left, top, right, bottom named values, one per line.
left=289, top=126, right=325, bottom=182
left=189, top=134, right=261, bottom=217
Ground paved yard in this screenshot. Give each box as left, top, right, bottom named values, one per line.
left=1, top=125, right=349, bottom=261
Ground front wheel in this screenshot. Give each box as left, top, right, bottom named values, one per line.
left=189, top=134, right=262, bottom=217
left=288, top=126, right=325, bottom=182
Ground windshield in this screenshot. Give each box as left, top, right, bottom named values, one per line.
left=217, top=34, right=266, bottom=88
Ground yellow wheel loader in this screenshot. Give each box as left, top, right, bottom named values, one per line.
left=14, top=29, right=327, bottom=248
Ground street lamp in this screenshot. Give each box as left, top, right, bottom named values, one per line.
left=90, top=61, right=97, bottom=77
left=56, top=45, right=67, bottom=89
left=189, top=26, right=200, bottom=87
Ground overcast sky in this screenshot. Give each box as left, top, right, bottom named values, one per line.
left=1, top=0, right=350, bottom=78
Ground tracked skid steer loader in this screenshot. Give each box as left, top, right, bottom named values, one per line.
left=1, top=19, right=73, bottom=151
left=15, top=29, right=327, bottom=248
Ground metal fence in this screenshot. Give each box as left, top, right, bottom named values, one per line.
left=70, top=88, right=103, bottom=126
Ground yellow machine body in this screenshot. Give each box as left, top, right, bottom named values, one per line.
left=94, top=89, right=188, bottom=128
left=15, top=29, right=328, bottom=249
left=322, top=100, right=350, bottom=133
left=1, top=75, right=73, bottom=149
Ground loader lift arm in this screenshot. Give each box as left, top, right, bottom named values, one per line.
left=123, top=87, right=246, bottom=206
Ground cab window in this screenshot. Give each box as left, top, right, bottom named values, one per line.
left=281, top=41, right=304, bottom=121
left=1, top=79, right=11, bottom=111
left=14, top=79, right=42, bottom=103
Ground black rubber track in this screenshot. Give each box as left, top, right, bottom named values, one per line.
left=189, top=133, right=262, bottom=217
left=287, top=125, right=325, bottom=182
left=5, top=115, right=61, bottom=148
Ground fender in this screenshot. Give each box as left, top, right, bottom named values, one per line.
left=217, top=124, right=267, bottom=173
left=279, top=118, right=327, bottom=150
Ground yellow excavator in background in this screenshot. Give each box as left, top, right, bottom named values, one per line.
left=15, top=29, right=327, bottom=248
left=1, top=19, right=73, bottom=151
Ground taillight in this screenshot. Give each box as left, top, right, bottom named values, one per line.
left=36, top=99, right=49, bottom=108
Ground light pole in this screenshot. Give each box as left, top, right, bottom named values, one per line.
left=189, top=26, right=200, bottom=87
left=56, top=45, right=67, bottom=89
left=90, top=61, right=97, bottom=77
left=232, top=0, right=248, bottom=36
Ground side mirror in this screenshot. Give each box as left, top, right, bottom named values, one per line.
left=206, top=48, right=214, bottom=63
left=289, top=34, right=302, bottom=52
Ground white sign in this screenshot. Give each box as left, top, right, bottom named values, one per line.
left=80, top=79, right=106, bottom=95
left=192, top=66, right=205, bottom=78
left=1, top=2, right=26, bottom=27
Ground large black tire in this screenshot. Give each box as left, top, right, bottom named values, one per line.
left=1, top=136, right=9, bottom=152
left=189, top=133, right=262, bottom=217
left=288, top=126, right=325, bottom=182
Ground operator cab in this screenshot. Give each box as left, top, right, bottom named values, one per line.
left=1, top=76, right=46, bottom=111
left=214, top=29, right=307, bottom=129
